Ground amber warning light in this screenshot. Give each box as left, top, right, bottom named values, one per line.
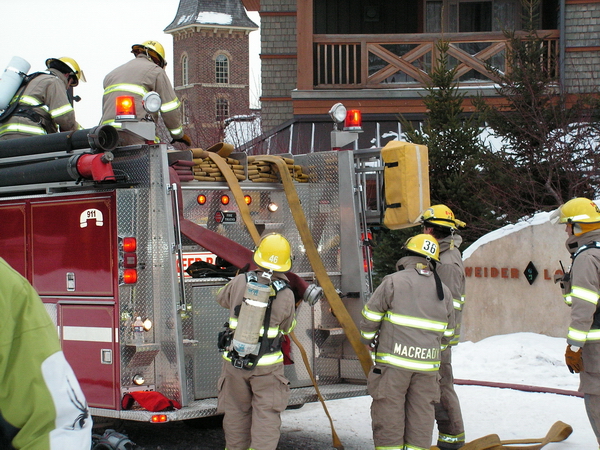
left=344, top=109, right=362, bottom=131
left=116, top=96, right=136, bottom=121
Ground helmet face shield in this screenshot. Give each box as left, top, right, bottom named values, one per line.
left=418, top=204, right=466, bottom=230
left=556, top=198, right=600, bottom=224
left=554, top=198, right=600, bottom=236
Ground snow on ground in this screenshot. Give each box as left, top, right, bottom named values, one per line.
left=281, top=333, right=598, bottom=449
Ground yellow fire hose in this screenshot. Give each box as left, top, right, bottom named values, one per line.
left=452, top=420, right=572, bottom=450
left=207, top=151, right=375, bottom=449
left=205, top=152, right=572, bottom=450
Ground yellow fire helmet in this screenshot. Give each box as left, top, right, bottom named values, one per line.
left=253, top=233, right=292, bottom=272
left=404, top=233, right=440, bottom=262
left=45, top=57, right=86, bottom=86
left=418, top=204, right=466, bottom=230
left=552, top=197, right=600, bottom=236
left=132, top=40, right=167, bottom=68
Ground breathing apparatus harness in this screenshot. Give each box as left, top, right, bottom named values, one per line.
left=559, top=241, right=600, bottom=328
left=0, top=71, right=56, bottom=132
left=218, top=270, right=290, bottom=370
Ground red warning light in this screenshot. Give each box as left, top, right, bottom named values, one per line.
left=197, top=194, right=207, bottom=205
left=116, top=96, right=136, bottom=120
left=221, top=195, right=230, bottom=205
left=244, top=195, right=252, bottom=205
left=344, top=109, right=362, bottom=131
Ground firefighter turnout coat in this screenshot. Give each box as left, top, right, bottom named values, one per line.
left=435, top=234, right=466, bottom=449
left=0, top=68, right=80, bottom=140
left=100, top=54, right=184, bottom=145
left=0, top=257, right=92, bottom=449
left=562, top=229, right=600, bottom=384
left=360, top=255, right=455, bottom=450
left=561, top=229, right=600, bottom=445
left=216, top=271, right=297, bottom=450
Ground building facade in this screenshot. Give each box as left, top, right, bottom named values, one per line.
left=241, top=0, right=600, bottom=152
left=165, top=0, right=258, bottom=148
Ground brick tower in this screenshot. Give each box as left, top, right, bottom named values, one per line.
left=165, top=0, right=258, bottom=147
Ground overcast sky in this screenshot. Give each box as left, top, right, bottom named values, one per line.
left=1, top=0, right=260, bottom=127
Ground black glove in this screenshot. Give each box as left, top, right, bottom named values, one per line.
left=565, top=345, right=583, bottom=373
left=172, top=134, right=192, bottom=146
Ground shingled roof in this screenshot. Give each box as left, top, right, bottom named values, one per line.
left=165, top=0, right=258, bottom=33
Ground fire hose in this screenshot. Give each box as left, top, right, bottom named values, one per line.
left=0, top=152, right=115, bottom=187
left=0, top=125, right=119, bottom=158
left=204, top=150, right=377, bottom=450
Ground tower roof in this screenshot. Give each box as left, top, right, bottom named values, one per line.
left=165, top=0, right=258, bottom=33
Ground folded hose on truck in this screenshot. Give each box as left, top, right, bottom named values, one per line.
left=205, top=151, right=347, bottom=450
left=253, top=155, right=374, bottom=377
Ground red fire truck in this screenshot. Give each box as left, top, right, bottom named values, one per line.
left=0, top=99, right=429, bottom=424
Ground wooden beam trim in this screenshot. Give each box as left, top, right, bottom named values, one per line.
left=565, top=46, right=600, bottom=52
left=260, top=11, right=297, bottom=17
left=260, top=97, right=293, bottom=102
left=260, top=54, right=298, bottom=59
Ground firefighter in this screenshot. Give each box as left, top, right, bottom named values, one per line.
left=553, top=197, right=600, bottom=448
left=0, top=57, right=84, bottom=140
left=360, top=234, right=455, bottom=450
left=418, top=204, right=467, bottom=450
left=216, top=233, right=297, bottom=450
left=0, top=257, right=92, bottom=449
left=100, top=40, right=192, bottom=147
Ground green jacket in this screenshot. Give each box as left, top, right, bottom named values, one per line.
left=0, top=257, right=92, bottom=449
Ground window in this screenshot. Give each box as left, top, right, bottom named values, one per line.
left=182, top=55, right=189, bottom=86
left=182, top=99, right=189, bottom=124
left=425, top=0, right=519, bottom=33
left=216, top=54, right=229, bottom=84
left=216, top=98, right=229, bottom=121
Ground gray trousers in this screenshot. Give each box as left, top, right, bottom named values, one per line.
left=368, top=364, right=439, bottom=449
left=217, top=360, right=290, bottom=450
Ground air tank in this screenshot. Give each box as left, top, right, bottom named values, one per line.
left=0, top=56, right=30, bottom=111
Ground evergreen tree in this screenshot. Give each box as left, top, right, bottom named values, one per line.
left=473, top=0, right=600, bottom=219
left=372, top=41, right=502, bottom=288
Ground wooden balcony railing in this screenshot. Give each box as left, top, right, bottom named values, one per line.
left=313, top=30, right=559, bottom=89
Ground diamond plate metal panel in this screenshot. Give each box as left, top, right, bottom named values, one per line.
left=115, top=145, right=185, bottom=406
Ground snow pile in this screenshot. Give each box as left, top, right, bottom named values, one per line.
left=453, top=332, right=578, bottom=391
left=281, top=332, right=596, bottom=448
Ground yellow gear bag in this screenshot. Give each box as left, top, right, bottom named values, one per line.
left=381, top=140, right=430, bottom=229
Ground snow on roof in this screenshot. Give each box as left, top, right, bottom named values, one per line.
left=197, top=12, right=233, bottom=25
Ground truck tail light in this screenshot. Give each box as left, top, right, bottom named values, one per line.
left=122, top=237, right=137, bottom=252
left=151, top=414, right=168, bottom=423
left=244, top=195, right=252, bottom=205
left=197, top=194, right=207, bottom=205
left=119, top=236, right=138, bottom=285
left=116, top=96, right=136, bottom=121
left=122, top=269, right=138, bottom=284
left=221, top=195, right=230, bottom=205
left=344, top=109, right=362, bottom=131
left=362, top=231, right=373, bottom=272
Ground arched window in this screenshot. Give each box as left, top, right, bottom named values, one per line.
left=216, top=98, right=229, bottom=121
left=182, top=55, right=189, bottom=86
left=215, top=54, right=229, bottom=84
